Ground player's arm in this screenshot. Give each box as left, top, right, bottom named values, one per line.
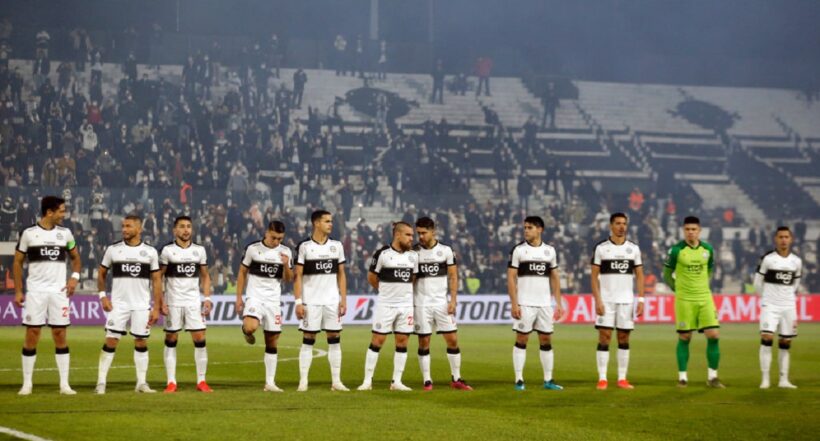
left=159, top=265, right=169, bottom=315
left=97, top=265, right=112, bottom=312
left=338, top=263, right=347, bottom=316
left=662, top=245, right=679, bottom=292
left=66, top=246, right=82, bottom=296
left=506, top=267, right=520, bottom=319
left=590, top=264, right=603, bottom=316
left=447, top=264, right=458, bottom=315
left=753, top=256, right=767, bottom=294
left=549, top=267, right=564, bottom=321
left=200, top=264, right=212, bottom=316
left=149, top=269, right=163, bottom=326
left=634, top=265, right=645, bottom=316
left=367, top=271, right=379, bottom=291
left=281, top=252, right=294, bottom=283
left=236, top=264, right=249, bottom=313
left=12, top=250, right=26, bottom=307
left=293, top=264, right=305, bottom=319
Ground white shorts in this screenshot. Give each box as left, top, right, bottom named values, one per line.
left=414, top=304, right=457, bottom=335
left=595, top=302, right=635, bottom=331
left=243, top=297, right=282, bottom=333
left=164, top=305, right=207, bottom=333
left=106, top=307, right=152, bottom=338
left=22, top=291, right=70, bottom=327
left=513, top=305, right=554, bottom=334
left=300, top=304, right=342, bottom=333
left=760, top=304, right=798, bottom=338
left=372, top=304, right=414, bottom=335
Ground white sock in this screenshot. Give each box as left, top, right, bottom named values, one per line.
left=707, top=368, right=718, bottom=381
left=134, top=349, right=149, bottom=385
left=540, top=348, right=554, bottom=382
left=513, top=346, right=526, bottom=382
left=194, top=347, right=208, bottom=383
left=21, top=352, right=36, bottom=388
left=418, top=352, right=432, bottom=383
left=779, top=349, right=790, bottom=382
left=164, top=346, right=177, bottom=384
left=264, top=351, right=278, bottom=385
left=328, top=343, right=342, bottom=384
left=98, top=349, right=115, bottom=385
left=678, top=371, right=688, bottom=382
left=55, top=350, right=70, bottom=388
left=392, top=350, right=408, bottom=384
left=596, top=350, right=609, bottom=381
left=759, top=344, right=772, bottom=379
left=617, top=349, right=630, bottom=381
left=363, top=348, right=380, bottom=383
left=446, top=350, right=462, bottom=381
left=299, top=343, right=314, bottom=383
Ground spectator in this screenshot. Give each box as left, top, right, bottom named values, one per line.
left=376, top=39, right=388, bottom=80
left=292, top=68, right=307, bottom=108
left=431, top=59, right=445, bottom=104
left=474, top=56, right=492, bottom=97
left=333, top=34, right=347, bottom=76
left=541, top=81, right=559, bottom=129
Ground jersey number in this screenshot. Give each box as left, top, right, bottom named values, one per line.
left=62, top=307, right=69, bottom=318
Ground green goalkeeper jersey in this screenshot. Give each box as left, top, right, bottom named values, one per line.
left=663, top=240, right=714, bottom=301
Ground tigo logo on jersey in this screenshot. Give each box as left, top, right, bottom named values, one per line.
left=393, top=268, right=412, bottom=282
left=177, top=263, right=197, bottom=277
left=40, top=247, right=61, bottom=261
left=420, top=263, right=440, bottom=274
left=259, top=264, right=280, bottom=278
left=609, top=260, right=631, bottom=274
left=122, top=263, right=143, bottom=277
left=529, top=262, right=547, bottom=276
left=316, top=261, right=334, bottom=274
left=775, top=271, right=794, bottom=285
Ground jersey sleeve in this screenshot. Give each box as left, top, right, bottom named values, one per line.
left=199, top=246, right=208, bottom=266
left=706, top=243, right=715, bottom=272
left=15, top=229, right=29, bottom=253
left=446, top=247, right=456, bottom=266
left=549, top=248, right=559, bottom=270
left=664, top=244, right=680, bottom=269
left=634, top=245, right=643, bottom=266
left=285, top=247, right=294, bottom=268
left=755, top=254, right=768, bottom=276
left=369, top=249, right=382, bottom=274
left=296, top=242, right=306, bottom=265
left=100, top=246, right=112, bottom=269
left=591, top=244, right=601, bottom=266
left=158, top=246, right=169, bottom=266
left=795, top=258, right=802, bottom=279
left=507, top=247, right=519, bottom=269
left=241, top=246, right=253, bottom=268
left=150, top=248, right=160, bottom=272
left=337, top=242, right=346, bottom=264
left=66, top=229, right=76, bottom=251
left=412, top=252, right=419, bottom=274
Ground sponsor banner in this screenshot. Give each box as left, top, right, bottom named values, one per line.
left=1, top=294, right=818, bottom=326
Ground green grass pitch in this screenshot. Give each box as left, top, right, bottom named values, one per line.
left=0, top=324, right=818, bottom=440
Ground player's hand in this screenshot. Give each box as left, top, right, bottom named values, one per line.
left=553, top=305, right=565, bottom=322
left=63, top=278, right=78, bottom=297
left=161, top=303, right=169, bottom=316
left=101, top=297, right=113, bottom=312
left=511, top=304, right=522, bottom=320
left=280, top=253, right=290, bottom=267
left=448, top=301, right=457, bottom=315
left=338, top=302, right=347, bottom=317
left=635, top=301, right=645, bottom=317
left=236, top=298, right=244, bottom=314
left=202, top=298, right=213, bottom=317
left=295, top=303, right=305, bottom=320
left=594, top=300, right=605, bottom=317
left=148, top=309, right=160, bottom=326
left=14, top=291, right=24, bottom=308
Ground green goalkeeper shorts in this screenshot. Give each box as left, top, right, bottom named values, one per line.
left=675, top=298, right=719, bottom=332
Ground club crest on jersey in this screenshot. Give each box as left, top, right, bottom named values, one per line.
left=56, top=233, right=63, bottom=240
left=626, top=247, right=633, bottom=254
left=40, top=247, right=61, bottom=261
left=122, top=263, right=143, bottom=277
left=436, top=250, right=443, bottom=257
left=140, top=250, right=148, bottom=257
left=108, top=320, right=114, bottom=326
left=702, top=252, right=709, bottom=259
left=193, top=251, right=199, bottom=258
left=26, top=315, right=32, bottom=322
left=529, top=262, right=547, bottom=276
left=330, top=246, right=337, bottom=252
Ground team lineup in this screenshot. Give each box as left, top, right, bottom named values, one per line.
left=12, top=196, right=804, bottom=395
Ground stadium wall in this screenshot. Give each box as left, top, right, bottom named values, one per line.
left=1, top=295, right=818, bottom=326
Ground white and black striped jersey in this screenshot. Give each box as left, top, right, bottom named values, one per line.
left=241, top=241, right=292, bottom=303
left=755, top=251, right=802, bottom=307
left=100, top=241, right=160, bottom=310
left=508, top=240, right=558, bottom=307
left=159, top=241, right=208, bottom=307
left=591, top=238, right=642, bottom=303
left=413, top=241, right=456, bottom=307
left=369, top=245, right=418, bottom=307
left=295, top=237, right=345, bottom=306
left=16, top=223, right=76, bottom=293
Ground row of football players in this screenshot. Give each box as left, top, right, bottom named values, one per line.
left=14, top=196, right=802, bottom=394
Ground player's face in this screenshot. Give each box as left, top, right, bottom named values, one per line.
left=174, top=220, right=193, bottom=242
left=683, top=223, right=701, bottom=242
left=416, top=227, right=435, bottom=247
left=315, top=215, right=333, bottom=235
left=265, top=230, right=285, bottom=247
left=775, top=231, right=792, bottom=251
left=523, top=223, right=542, bottom=242
left=121, top=219, right=142, bottom=242
left=395, top=225, right=414, bottom=251
left=610, top=217, right=627, bottom=238
left=46, top=203, right=67, bottom=225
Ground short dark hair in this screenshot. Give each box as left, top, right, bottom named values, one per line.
left=268, top=220, right=286, bottom=233
left=124, top=213, right=142, bottom=223
left=775, top=226, right=792, bottom=235
left=610, top=212, right=628, bottom=224
left=174, top=215, right=192, bottom=227
left=392, top=221, right=413, bottom=235
left=41, top=195, right=65, bottom=217
left=683, top=216, right=700, bottom=225
left=524, top=216, right=545, bottom=229
left=415, top=217, right=436, bottom=230
left=311, top=209, right=331, bottom=224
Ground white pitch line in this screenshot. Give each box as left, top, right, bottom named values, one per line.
left=0, top=349, right=327, bottom=373
left=0, top=426, right=53, bottom=441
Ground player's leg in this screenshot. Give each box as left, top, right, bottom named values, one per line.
left=298, top=304, right=321, bottom=391
left=435, top=305, right=468, bottom=389
left=324, top=304, right=346, bottom=390
left=390, top=307, right=413, bottom=390
left=263, top=331, right=282, bottom=391
left=19, top=292, right=46, bottom=394
left=615, top=303, right=636, bottom=388
left=163, top=306, right=182, bottom=391
left=186, top=305, right=210, bottom=392
left=536, top=306, right=561, bottom=390
left=241, top=298, right=262, bottom=344
left=359, top=331, right=388, bottom=390
left=512, top=306, right=534, bottom=389
left=777, top=306, right=798, bottom=388
left=758, top=305, right=776, bottom=389
left=675, top=299, right=695, bottom=386
left=97, top=307, right=128, bottom=394
left=49, top=291, right=74, bottom=394
left=415, top=305, right=434, bottom=388
left=595, top=302, right=615, bottom=388
left=131, top=309, right=154, bottom=392
left=699, top=300, right=722, bottom=387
